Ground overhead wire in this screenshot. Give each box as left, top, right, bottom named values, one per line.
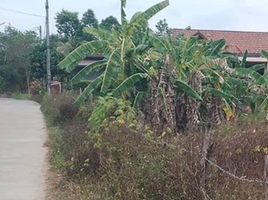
left=0, top=6, right=45, bottom=18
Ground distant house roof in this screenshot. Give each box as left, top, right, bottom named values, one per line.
left=172, top=29, right=268, bottom=56
left=78, top=55, right=104, bottom=67
left=75, top=55, right=104, bottom=80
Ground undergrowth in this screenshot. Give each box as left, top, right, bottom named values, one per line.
left=11, top=92, right=29, bottom=100
left=42, top=94, right=268, bottom=200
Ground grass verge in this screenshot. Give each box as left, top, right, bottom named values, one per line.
left=11, top=92, right=29, bottom=100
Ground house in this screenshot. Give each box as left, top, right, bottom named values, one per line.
left=172, top=28, right=268, bottom=72
left=75, top=54, right=104, bottom=80
left=76, top=29, right=268, bottom=75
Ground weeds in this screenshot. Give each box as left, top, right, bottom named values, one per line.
left=41, top=93, right=79, bottom=126
left=11, top=92, right=29, bottom=100
left=42, top=94, right=268, bottom=200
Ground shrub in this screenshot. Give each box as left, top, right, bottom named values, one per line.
left=41, top=94, right=95, bottom=177
left=43, top=95, right=268, bottom=199
left=205, top=114, right=268, bottom=199
left=73, top=115, right=268, bottom=199
left=89, top=124, right=201, bottom=200
left=30, top=94, right=44, bottom=104
left=41, top=93, right=79, bottom=126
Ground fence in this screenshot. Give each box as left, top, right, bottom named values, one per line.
left=151, top=127, right=268, bottom=200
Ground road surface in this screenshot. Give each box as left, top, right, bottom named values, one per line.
left=0, top=98, right=47, bottom=200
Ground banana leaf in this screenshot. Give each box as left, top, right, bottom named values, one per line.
left=126, top=0, right=169, bottom=35
left=133, top=91, right=144, bottom=108
left=234, top=67, right=262, bottom=81
left=84, top=27, right=115, bottom=41
left=112, top=73, right=147, bottom=97
left=261, top=50, right=268, bottom=60
left=258, top=95, right=268, bottom=110
left=240, top=50, right=248, bottom=68
left=71, top=60, right=106, bottom=84
left=75, top=75, right=103, bottom=105
left=58, top=40, right=104, bottom=72
left=202, top=87, right=233, bottom=100
left=250, top=63, right=265, bottom=72
left=204, top=39, right=225, bottom=56
left=174, top=80, right=202, bottom=101
left=101, top=48, right=120, bottom=93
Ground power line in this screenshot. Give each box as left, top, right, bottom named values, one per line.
left=0, top=6, right=45, bottom=18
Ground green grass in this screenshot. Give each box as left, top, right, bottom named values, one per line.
left=11, top=92, right=29, bottom=100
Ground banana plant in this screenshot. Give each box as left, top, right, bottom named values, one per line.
left=59, top=0, right=266, bottom=132
left=148, top=34, right=261, bottom=130
left=201, top=50, right=268, bottom=120
left=246, top=50, right=268, bottom=112
left=58, top=0, right=169, bottom=104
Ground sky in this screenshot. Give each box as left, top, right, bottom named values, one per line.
left=1, top=0, right=268, bottom=36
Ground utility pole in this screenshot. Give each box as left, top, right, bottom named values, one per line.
left=33, top=26, right=42, bottom=39
left=39, top=25, right=42, bottom=39
left=45, top=0, right=51, bottom=96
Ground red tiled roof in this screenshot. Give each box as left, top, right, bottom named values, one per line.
left=172, top=29, right=268, bottom=55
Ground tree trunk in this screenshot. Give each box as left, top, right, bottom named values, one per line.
left=26, top=68, right=30, bottom=95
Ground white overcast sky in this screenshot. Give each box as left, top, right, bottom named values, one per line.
left=1, top=0, right=268, bottom=35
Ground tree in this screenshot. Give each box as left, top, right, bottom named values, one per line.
left=81, top=9, right=98, bottom=28
left=100, top=16, right=120, bottom=31
left=30, top=34, right=67, bottom=84
left=55, top=9, right=100, bottom=47
left=155, top=19, right=171, bottom=37
left=81, top=9, right=99, bottom=41
left=0, top=26, right=38, bottom=93
left=55, top=9, right=83, bottom=45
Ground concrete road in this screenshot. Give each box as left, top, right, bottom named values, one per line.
left=0, top=98, right=47, bottom=200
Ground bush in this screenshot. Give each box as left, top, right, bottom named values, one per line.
left=86, top=116, right=268, bottom=199
left=41, top=93, right=95, bottom=177
left=43, top=95, right=268, bottom=199
left=88, top=124, right=201, bottom=200
left=48, top=116, right=90, bottom=174
left=41, top=93, right=79, bottom=126
left=205, top=114, right=268, bottom=199
left=30, top=94, right=44, bottom=104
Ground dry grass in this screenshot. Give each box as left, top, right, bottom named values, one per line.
left=42, top=95, right=268, bottom=199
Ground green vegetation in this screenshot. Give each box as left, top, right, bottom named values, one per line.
left=0, top=27, right=37, bottom=94
left=0, top=6, right=119, bottom=95
left=42, top=93, right=268, bottom=200
left=11, top=92, right=29, bottom=100
left=59, top=0, right=268, bottom=133
left=2, top=0, right=268, bottom=199
left=44, top=0, right=268, bottom=199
